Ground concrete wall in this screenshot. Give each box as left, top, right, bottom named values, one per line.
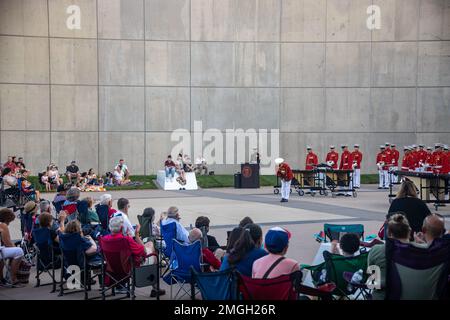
left=0, top=0, right=449, bottom=175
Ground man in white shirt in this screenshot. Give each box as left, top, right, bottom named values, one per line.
left=115, top=159, right=130, bottom=180
left=112, top=198, right=135, bottom=237
left=195, top=155, right=208, bottom=175
left=160, top=206, right=189, bottom=243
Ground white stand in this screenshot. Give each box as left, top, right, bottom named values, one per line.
left=156, top=170, right=198, bottom=190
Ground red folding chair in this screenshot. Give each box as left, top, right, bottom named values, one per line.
left=99, top=236, right=155, bottom=300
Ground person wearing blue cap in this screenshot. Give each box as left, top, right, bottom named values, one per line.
left=252, top=227, right=299, bottom=279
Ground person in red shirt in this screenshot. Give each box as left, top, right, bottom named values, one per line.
left=376, top=145, right=389, bottom=189
left=3, top=156, right=18, bottom=174
left=275, top=158, right=293, bottom=203
left=401, top=147, right=412, bottom=171
left=325, top=145, right=339, bottom=169
left=409, top=145, right=420, bottom=171
left=305, top=146, right=318, bottom=170
left=424, top=146, right=434, bottom=172
left=102, top=216, right=166, bottom=297
left=432, top=144, right=445, bottom=174
left=339, top=145, right=353, bottom=196
left=351, top=144, right=363, bottom=188
left=442, top=145, right=449, bottom=174
left=390, top=144, right=400, bottom=183
left=417, top=144, right=428, bottom=169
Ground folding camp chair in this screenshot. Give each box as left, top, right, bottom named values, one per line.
left=385, top=238, right=450, bottom=300
left=95, top=204, right=110, bottom=237
left=99, top=236, right=158, bottom=300
left=0, top=240, right=12, bottom=287
left=53, top=200, right=65, bottom=214
left=160, top=221, right=177, bottom=276
left=190, top=267, right=239, bottom=300
left=323, top=223, right=364, bottom=243
left=237, top=270, right=303, bottom=300
left=32, top=228, right=61, bottom=292
left=17, top=178, right=36, bottom=206
left=301, top=250, right=369, bottom=300
left=163, top=239, right=202, bottom=299
left=58, top=233, right=102, bottom=300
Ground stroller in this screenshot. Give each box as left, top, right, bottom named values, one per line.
left=17, top=208, right=38, bottom=265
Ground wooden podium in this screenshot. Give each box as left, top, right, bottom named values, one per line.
left=240, top=163, right=260, bottom=188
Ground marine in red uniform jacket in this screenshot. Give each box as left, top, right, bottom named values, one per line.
left=425, top=148, right=434, bottom=172
left=277, top=162, right=293, bottom=181
left=305, top=149, right=318, bottom=170
left=340, top=146, right=353, bottom=170
left=401, top=149, right=413, bottom=171
left=326, top=147, right=339, bottom=169
left=441, top=150, right=450, bottom=174
left=351, top=149, right=363, bottom=169
left=417, top=145, right=427, bottom=164
left=391, top=145, right=400, bottom=167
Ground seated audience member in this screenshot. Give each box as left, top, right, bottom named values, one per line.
left=62, top=187, right=81, bottom=221
left=47, top=164, right=63, bottom=186
left=387, top=180, right=431, bottom=234
left=220, top=224, right=267, bottom=277
left=252, top=227, right=299, bottom=279
left=0, top=208, right=25, bottom=287
left=86, top=168, right=98, bottom=185
left=3, top=156, right=18, bottom=173
left=19, top=169, right=40, bottom=202
left=113, top=166, right=130, bottom=185
left=195, top=216, right=220, bottom=252
left=413, top=214, right=446, bottom=246
left=183, top=155, right=194, bottom=173
left=140, top=207, right=160, bottom=239
left=102, top=217, right=165, bottom=297
left=36, top=212, right=67, bottom=247
left=164, top=155, right=176, bottom=182
left=239, top=216, right=254, bottom=228
left=17, top=157, right=26, bottom=170
left=40, top=171, right=52, bottom=191
left=175, top=154, right=186, bottom=183
left=160, top=206, right=189, bottom=243
left=112, top=198, right=135, bottom=237
left=226, top=227, right=244, bottom=254
left=53, top=184, right=68, bottom=203
left=83, top=197, right=100, bottom=225
left=66, top=161, right=80, bottom=183
left=1, top=167, right=18, bottom=197
left=115, top=159, right=130, bottom=180
left=330, top=233, right=361, bottom=257
left=195, top=155, right=208, bottom=175
left=98, top=194, right=116, bottom=218
left=368, top=213, right=412, bottom=300
left=189, top=228, right=221, bottom=271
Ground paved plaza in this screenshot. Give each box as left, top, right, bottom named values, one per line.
left=2, top=185, right=449, bottom=300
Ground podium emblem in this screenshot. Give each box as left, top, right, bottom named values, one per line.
left=242, top=165, right=252, bottom=178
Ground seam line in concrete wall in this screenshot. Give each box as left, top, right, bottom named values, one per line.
left=96, top=0, right=100, bottom=174
left=47, top=0, right=52, bottom=165
left=143, top=0, right=147, bottom=175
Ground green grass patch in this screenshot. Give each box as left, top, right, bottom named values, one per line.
left=361, top=174, right=379, bottom=184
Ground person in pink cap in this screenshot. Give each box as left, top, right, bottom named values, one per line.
left=252, top=227, right=299, bottom=279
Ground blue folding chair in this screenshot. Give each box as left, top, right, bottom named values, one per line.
left=323, top=224, right=364, bottom=243
left=160, top=222, right=178, bottom=276
left=190, top=267, right=239, bottom=300
left=163, top=239, right=201, bottom=299
left=32, top=228, right=61, bottom=292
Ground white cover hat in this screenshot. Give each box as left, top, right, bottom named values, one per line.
left=274, top=158, right=284, bottom=165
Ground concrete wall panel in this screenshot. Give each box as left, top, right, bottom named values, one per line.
left=280, top=88, right=326, bottom=132
left=98, top=0, right=144, bottom=39
left=51, top=132, right=98, bottom=172
left=326, top=43, right=371, bottom=87
left=191, top=0, right=280, bottom=41
left=145, top=41, right=190, bottom=86
left=50, top=38, right=97, bottom=85
left=372, top=0, right=420, bottom=41
left=191, top=42, right=280, bottom=87
left=281, top=43, right=325, bottom=87
left=371, top=42, right=417, bottom=87
left=146, top=87, right=190, bottom=131
left=281, top=0, right=326, bottom=42
left=0, top=84, right=50, bottom=131
left=191, top=88, right=279, bottom=131
left=418, top=42, right=450, bottom=86
left=48, top=0, right=97, bottom=38
left=0, top=36, right=49, bottom=84
left=1, top=131, right=50, bottom=174
left=417, top=88, right=450, bottom=133
left=327, top=0, right=372, bottom=42
left=99, top=40, right=145, bottom=85
left=419, top=0, right=450, bottom=40
left=0, top=0, right=48, bottom=37
left=99, top=86, right=145, bottom=132
left=99, top=132, right=145, bottom=174
left=145, top=0, right=189, bottom=40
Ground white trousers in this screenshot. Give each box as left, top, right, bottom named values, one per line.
left=379, top=170, right=389, bottom=188
left=391, top=167, right=398, bottom=183
left=281, top=179, right=291, bottom=200
left=353, top=169, right=361, bottom=188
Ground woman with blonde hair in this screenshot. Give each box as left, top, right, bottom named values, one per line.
left=387, top=179, right=431, bottom=233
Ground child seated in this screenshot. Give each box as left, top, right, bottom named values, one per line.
left=330, top=233, right=361, bottom=257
